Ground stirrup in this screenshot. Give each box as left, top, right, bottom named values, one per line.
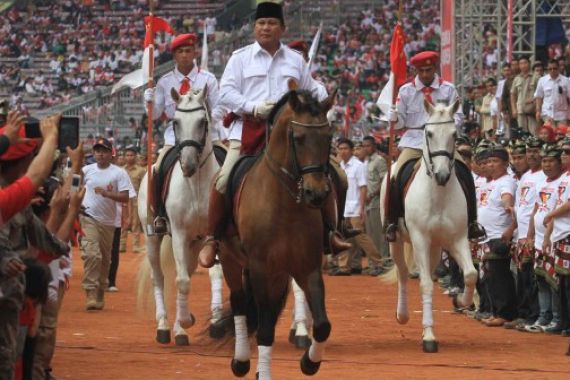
left=385, top=223, right=398, bottom=242
left=468, top=222, right=487, bottom=242
left=153, top=216, right=168, bottom=235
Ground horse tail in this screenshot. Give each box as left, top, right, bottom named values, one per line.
left=135, top=236, right=176, bottom=317
left=380, top=242, right=415, bottom=284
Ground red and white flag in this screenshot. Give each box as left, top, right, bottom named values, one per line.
left=376, top=23, right=407, bottom=117
left=112, top=16, right=173, bottom=94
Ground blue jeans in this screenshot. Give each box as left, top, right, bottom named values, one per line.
left=536, top=276, right=560, bottom=325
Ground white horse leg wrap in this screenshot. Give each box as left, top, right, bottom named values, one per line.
left=154, top=287, right=166, bottom=321
left=233, top=316, right=250, bottom=361
left=256, top=345, right=272, bottom=380
left=292, top=280, right=307, bottom=324
left=308, top=340, right=325, bottom=363
left=209, top=264, right=223, bottom=313
left=176, top=291, right=189, bottom=322
left=422, top=293, right=434, bottom=328
left=397, top=285, right=408, bottom=314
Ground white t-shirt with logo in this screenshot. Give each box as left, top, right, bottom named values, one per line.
left=82, top=163, right=134, bottom=227
left=551, top=171, right=570, bottom=243
left=515, top=169, right=546, bottom=240
left=478, top=173, right=517, bottom=242
left=534, top=175, right=564, bottom=249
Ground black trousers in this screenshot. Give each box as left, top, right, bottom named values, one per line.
left=449, top=257, right=465, bottom=291
left=108, top=227, right=121, bottom=288
left=485, top=256, right=517, bottom=321
left=516, top=261, right=539, bottom=322
left=475, top=263, right=491, bottom=313
left=560, top=275, right=570, bottom=331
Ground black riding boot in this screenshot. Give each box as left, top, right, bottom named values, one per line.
left=455, top=161, right=487, bottom=241
left=153, top=167, right=168, bottom=234
left=384, top=178, right=400, bottom=242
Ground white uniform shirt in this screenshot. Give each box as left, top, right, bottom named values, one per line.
left=515, top=169, right=546, bottom=240
left=148, top=66, right=223, bottom=145
left=534, top=175, right=564, bottom=249
left=219, top=42, right=327, bottom=141
left=534, top=74, right=570, bottom=121
left=340, top=156, right=367, bottom=218
left=82, top=164, right=133, bottom=227
left=478, top=173, right=517, bottom=242
left=551, top=171, right=570, bottom=243
left=395, top=75, right=463, bottom=149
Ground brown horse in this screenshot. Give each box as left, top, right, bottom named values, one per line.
left=220, top=87, right=336, bottom=379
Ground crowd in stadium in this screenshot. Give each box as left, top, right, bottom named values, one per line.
left=1, top=1, right=570, bottom=379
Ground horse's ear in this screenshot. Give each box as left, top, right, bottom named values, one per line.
left=171, top=88, right=180, bottom=103
left=450, top=98, right=460, bottom=115
left=199, top=84, right=208, bottom=101
left=320, top=88, right=338, bottom=112
left=288, top=90, right=301, bottom=111
left=424, top=98, right=435, bottom=116
left=288, top=78, right=299, bottom=92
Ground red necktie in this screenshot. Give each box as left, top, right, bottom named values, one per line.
left=179, top=77, right=190, bottom=95
left=421, top=86, right=433, bottom=104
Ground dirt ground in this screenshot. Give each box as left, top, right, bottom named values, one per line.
left=52, top=245, right=570, bottom=380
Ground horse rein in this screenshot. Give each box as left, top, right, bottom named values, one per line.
left=265, top=119, right=331, bottom=204
left=422, top=119, right=456, bottom=177
left=174, top=104, right=213, bottom=171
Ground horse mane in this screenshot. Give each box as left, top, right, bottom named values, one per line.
left=267, top=90, right=322, bottom=126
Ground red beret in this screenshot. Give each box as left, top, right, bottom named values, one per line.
left=410, top=51, right=439, bottom=68
left=171, top=34, right=197, bottom=52
left=288, top=40, right=308, bottom=54
left=0, top=125, right=38, bottom=161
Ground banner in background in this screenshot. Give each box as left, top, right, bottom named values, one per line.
left=440, top=0, right=454, bottom=82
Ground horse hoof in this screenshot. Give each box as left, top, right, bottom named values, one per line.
left=174, top=335, right=190, bottom=346
left=156, top=329, right=171, bottom=344
left=295, top=335, right=312, bottom=349
left=288, top=328, right=296, bottom=344
left=179, top=314, right=196, bottom=329
left=396, top=313, right=409, bottom=325
left=422, top=340, right=438, bottom=353
left=231, top=359, right=250, bottom=377
left=209, top=320, right=226, bottom=339
left=451, top=294, right=460, bottom=309
left=300, top=350, right=321, bottom=376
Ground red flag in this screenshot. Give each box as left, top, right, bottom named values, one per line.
left=344, top=104, right=350, bottom=137
left=390, top=23, right=407, bottom=87
left=144, top=16, right=174, bottom=48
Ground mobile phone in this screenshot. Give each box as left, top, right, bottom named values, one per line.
left=70, top=174, right=81, bottom=193
left=24, top=117, right=42, bottom=138
left=58, top=116, right=80, bottom=151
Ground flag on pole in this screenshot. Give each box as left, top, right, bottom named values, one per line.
left=200, top=26, right=209, bottom=71
left=376, top=23, right=407, bottom=115
left=307, top=21, right=323, bottom=69
left=112, top=16, right=173, bottom=94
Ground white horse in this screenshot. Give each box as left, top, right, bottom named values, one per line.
left=380, top=100, right=478, bottom=353
left=138, top=87, right=224, bottom=345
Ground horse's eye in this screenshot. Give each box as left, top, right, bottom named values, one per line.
left=173, top=120, right=179, bottom=129
left=427, top=131, right=433, bottom=139
left=452, top=131, right=457, bottom=139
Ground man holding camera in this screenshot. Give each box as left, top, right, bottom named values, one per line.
left=80, top=138, right=134, bottom=311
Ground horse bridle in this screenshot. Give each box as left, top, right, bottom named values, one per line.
left=422, top=119, right=456, bottom=177
left=265, top=119, right=331, bottom=204
left=174, top=104, right=213, bottom=171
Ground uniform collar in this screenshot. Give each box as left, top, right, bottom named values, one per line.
left=174, top=65, right=198, bottom=83
left=252, top=41, right=285, bottom=57
left=414, top=74, right=442, bottom=90
left=342, top=155, right=359, bottom=167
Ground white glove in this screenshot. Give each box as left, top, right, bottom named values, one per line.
left=326, top=109, right=335, bottom=124
left=253, top=101, right=275, bottom=119
left=144, top=87, right=155, bottom=103
left=388, top=105, right=398, bottom=122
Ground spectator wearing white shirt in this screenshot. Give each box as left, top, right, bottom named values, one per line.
left=80, top=137, right=131, bottom=311
left=534, top=59, right=570, bottom=128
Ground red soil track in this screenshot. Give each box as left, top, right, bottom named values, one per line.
left=52, top=247, right=570, bottom=379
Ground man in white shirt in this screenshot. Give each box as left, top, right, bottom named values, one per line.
left=386, top=51, right=485, bottom=242
left=80, top=138, right=133, bottom=311
left=143, top=33, right=222, bottom=233
left=198, top=1, right=348, bottom=268
left=534, top=59, right=570, bottom=128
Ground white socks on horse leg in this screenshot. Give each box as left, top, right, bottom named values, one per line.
left=421, top=292, right=434, bottom=328
left=292, top=279, right=311, bottom=335
left=309, top=340, right=325, bottom=363
left=176, top=291, right=193, bottom=326
left=256, top=345, right=272, bottom=380
left=233, top=316, right=250, bottom=362
left=154, top=287, right=166, bottom=321
left=209, top=264, right=223, bottom=319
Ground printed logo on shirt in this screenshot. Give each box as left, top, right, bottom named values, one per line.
left=480, top=190, right=489, bottom=206
left=106, top=183, right=114, bottom=192
left=557, top=180, right=568, bottom=206
left=518, top=186, right=530, bottom=206
left=538, top=191, right=552, bottom=212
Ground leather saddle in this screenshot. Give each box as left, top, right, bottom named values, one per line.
left=394, top=157, right=421, bottom=218
left=226, top=154, right=262, bottom=231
